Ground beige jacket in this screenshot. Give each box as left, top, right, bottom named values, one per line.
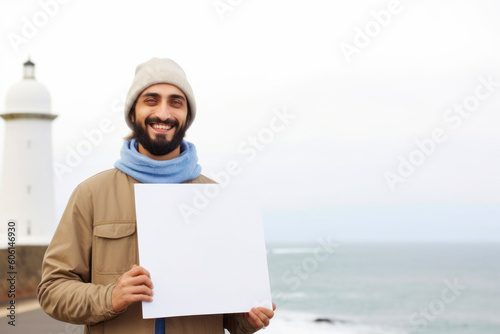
left=37, top=168, right=258, bottom=334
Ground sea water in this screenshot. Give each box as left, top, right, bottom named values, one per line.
left=264, top=243, right=500, bottom=334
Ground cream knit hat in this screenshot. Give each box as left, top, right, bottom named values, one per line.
left=124, top=58, right=196, bottom=129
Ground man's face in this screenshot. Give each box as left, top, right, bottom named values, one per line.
left=130, top=83, right=189, bottom=157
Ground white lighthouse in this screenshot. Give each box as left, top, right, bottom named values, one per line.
left=0, top=59, right=57, bottom=246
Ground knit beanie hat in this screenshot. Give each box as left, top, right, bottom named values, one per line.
left=124, top=58, right=196, bottom=129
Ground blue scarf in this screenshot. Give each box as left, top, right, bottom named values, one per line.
left=114, top=138, right=202, bottom=183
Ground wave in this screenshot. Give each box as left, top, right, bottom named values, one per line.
left=268, top=247, right=318, bottom=255
left=263, top=310, right=409, bottom=334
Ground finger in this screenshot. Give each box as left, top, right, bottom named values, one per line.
left=272, top=302, right=276, bottom=311
left=251, top=307, right=270, bottom=327
left=125, top=274, right=154, bottom=290
left=124, top=284, right=154, bottom=297
left=128, top=265, right=152, bottom=278
left=124, top=292, right=154, bottom=304
left=256, top=306, right=275, bottom=320
left=246, top=309, right=265, bottom=328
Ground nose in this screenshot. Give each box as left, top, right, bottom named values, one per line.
left=155, top=100, right=171, bottom=120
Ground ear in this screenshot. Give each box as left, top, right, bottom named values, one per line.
left=129, top=101, right=137, bottom=123
left=129, top=108, right=135, bottom=123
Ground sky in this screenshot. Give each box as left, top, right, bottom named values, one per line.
left=0, top=0, right=499, bottom=243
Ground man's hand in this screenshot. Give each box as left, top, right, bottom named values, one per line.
left=244, top=302, right=276, bottom=330
left=111, top=264, right=154, bottom=312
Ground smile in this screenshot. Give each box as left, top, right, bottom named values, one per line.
left=150, top=123, right=174, bottom=132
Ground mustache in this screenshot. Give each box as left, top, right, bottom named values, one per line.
left=145, top=116, right=179, bottom=128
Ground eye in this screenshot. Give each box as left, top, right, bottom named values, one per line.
left=171, top=100, right=183, bottom=106
left=145, top=98, right=157, bottom=103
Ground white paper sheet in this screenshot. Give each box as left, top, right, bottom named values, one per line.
left=134, top=183, right=272, bottom=319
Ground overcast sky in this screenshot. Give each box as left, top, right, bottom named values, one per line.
left=0, top=0, right=499, bottom=242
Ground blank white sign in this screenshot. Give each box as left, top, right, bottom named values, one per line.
left=134, top=183, right=272, bottom=319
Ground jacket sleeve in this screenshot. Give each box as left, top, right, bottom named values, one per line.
left=223, top=313, right=259, bottom=334
left=37, top=184, right=123, bottom=325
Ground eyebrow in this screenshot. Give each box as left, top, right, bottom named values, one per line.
left=141, top=92, right=186, bottom=100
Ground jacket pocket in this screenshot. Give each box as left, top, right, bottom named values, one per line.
left=93, top=222, right=137, bottom=275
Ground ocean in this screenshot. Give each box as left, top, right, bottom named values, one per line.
left=263, top=242, right=500, bottom=334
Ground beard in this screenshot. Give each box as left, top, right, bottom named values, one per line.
left=133, top=115, right=186, bottom=156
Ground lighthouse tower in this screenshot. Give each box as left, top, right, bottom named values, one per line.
left=0, top=60, right=57, bottom=245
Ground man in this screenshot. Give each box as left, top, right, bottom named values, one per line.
left=37, top=58, right=275, bottom=333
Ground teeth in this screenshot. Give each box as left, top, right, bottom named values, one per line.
left=152, top=124, right=173, bottom=130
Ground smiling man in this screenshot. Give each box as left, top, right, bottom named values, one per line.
left=37, top=58, right=275, bottom=334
